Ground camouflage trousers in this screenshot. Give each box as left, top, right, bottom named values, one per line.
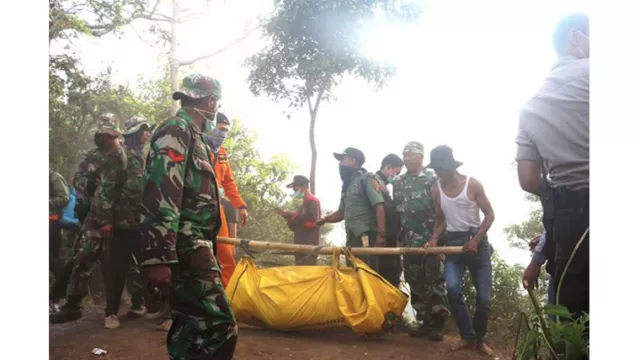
left=67, top=217, right=108, bottom=298
left=165, top=237, right=237, bottom=360
left=403, top=253, right=450, bottom=330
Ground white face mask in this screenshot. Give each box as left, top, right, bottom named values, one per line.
left=185, top=107, right=217, bottom=132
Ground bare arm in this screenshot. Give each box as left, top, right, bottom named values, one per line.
left=428, top=185, right=446, bottom=245
left=517, top=160, right=543, bottom=195
left=469, top=178, right=495, bottom=244
left=374, top=203, right=385, bottom=234
left=322, top=210, right=344, bottom=224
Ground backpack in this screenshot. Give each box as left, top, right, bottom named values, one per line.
left=60, top=187, right=81, bottom=229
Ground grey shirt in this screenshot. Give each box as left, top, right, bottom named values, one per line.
left=516, top=56, right=589, bottom=191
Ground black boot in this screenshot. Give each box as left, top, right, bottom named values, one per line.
left=49, top=296, right=83, bottom=324
left=407, top=323, right=444, bottom=341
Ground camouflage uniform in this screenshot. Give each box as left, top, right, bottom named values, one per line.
left=50, top=170, right=70, bottom=276
left=50, top=114, right=127, bottom=322
left=140, top=75, right=237, bottom=360
left=393, top=142, right=450, bottom=333
left=103, top=115, right=155, bottom=318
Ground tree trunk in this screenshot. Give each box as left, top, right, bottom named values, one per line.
left=309, top=112, right=318, bottom=194
left=307, top=90, right=324, bottom=194
left=169, top=0, right=179, bottom=113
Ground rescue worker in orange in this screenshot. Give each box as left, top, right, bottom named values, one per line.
left=205, top=112, right=249, bottom=287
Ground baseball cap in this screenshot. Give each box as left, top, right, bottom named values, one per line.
left=285, top=175, right=310, bottom=188
left=333, top=147, right=366, bottom=166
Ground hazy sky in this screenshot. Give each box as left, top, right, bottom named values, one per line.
left=50, top=0, right=590, bottom=266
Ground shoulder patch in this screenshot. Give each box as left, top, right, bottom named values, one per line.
left=371, top=178, right=381, bottom=192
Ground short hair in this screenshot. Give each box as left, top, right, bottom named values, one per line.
left=552, top=13, right=589, bottom=56
left=381, top=153, right=404, bottom=169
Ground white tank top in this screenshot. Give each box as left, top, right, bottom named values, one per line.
left=437, top=176, right=482, bottom=232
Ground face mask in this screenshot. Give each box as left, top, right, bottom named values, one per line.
left=339, top=165, right=358, bottom=182
left=204, top=128, right=228, bottom=153
left=293, top=191, right=304, bottom=199
left=389, top=175, right=399, bottom=183
left=185, top=107, right=217, bottom=132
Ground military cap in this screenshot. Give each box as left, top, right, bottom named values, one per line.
left=123, top=115, right=155, bottom=135
left=94, top=113, right=122, bottom=136
left=216, top=112, right=231, bottom=126
left=334, top=147, right=366, bottom=165
left=403, top=141, right=425, bottom=156
left=172, top=74, right=222, bottom=101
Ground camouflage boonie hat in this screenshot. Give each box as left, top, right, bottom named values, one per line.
left=123, top=115, right=155, bottom=135
left=403, top=141, right=425, bottom=155
left=172, top=74, right=222, bottom=101
left=94, top=113, right=122, bottom=136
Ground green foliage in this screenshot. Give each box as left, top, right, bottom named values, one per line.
left=246, top=0, right=422, bottom=108
left=49, top=54, right=167, bottom=180
left=504, top=193, right=543, bottom=251
left=518, top=304, right=589, bottom=360
left=49, top=0, right=158, bottom=41
left=223, top=119, right=334, bottom=266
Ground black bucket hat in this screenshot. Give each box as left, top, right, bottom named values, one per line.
left=426, top=145, right=463, bottom=171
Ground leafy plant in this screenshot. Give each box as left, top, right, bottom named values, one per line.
left=517, top=290, right=589, bottom=360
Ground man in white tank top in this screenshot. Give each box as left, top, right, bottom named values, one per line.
left=424, top=145, right=496, bottom=356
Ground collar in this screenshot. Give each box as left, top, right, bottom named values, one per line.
left=375, top=170, right=389, bottom=185
left=176, top=108, right=203, bottom=134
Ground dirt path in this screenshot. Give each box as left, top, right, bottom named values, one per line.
left=50, top=306, right=505, bottom=360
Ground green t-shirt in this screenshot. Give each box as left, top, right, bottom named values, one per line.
left=339, top=170, right=385, bottom=237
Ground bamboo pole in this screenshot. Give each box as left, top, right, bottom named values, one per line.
left=217, top=236, right=464, bottom=255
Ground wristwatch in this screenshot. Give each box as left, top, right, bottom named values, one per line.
left=238, top=205, right=247, bottom=210
left=378, top=231, right=387, bottom=238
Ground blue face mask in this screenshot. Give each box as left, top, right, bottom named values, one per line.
left=203, top=128, right=227, bottom=153
left=293, top=191, right=304, bottom=199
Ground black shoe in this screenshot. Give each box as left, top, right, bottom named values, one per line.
left=408, top=326, right=444, bottom=342
left=425, top=330, right=444, bottom=342
left=50, top=307, right=82, bottom=324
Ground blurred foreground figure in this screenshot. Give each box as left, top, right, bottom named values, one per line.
left=517, top=13, right=590, bottom=322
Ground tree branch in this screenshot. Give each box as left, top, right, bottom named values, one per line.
left=177, top=25, right=260, bottom=66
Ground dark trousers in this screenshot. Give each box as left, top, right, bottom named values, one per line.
left=551, top=190, right=589, bottom=318
left=103, top=229, right=144, bottom=316
left=50, top=220, right=64, bottom=275
left=346, top=230, right=378, bottom=269
left=377, top=235, right=401, bottom=287
left=443, top=235, right=492, bottom=343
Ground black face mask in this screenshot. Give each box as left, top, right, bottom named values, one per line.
left=339, top=165, right=359, bottom=192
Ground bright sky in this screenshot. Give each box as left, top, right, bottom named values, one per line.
left=50, top=0, right=590, bottom=266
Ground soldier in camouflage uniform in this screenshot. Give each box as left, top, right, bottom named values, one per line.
left=393, top=141, right=450, bottom=341
left=140, top=74, right=237, bottom=360
left=50, top=114, right=127, bottom=324
left=49, top=114, right=120, bottom=307
left=101, top=115, right=155, bottom=329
